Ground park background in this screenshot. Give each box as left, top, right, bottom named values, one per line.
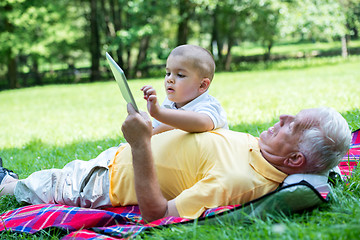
left=1, top=0, right=360, bottom=239
left=1, top=0, right=360, bottom=89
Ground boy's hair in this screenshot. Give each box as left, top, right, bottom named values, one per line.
left=169, top=45, right=216, bottom=81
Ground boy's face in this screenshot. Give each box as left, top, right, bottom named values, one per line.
left=165, top=55, right=204, bottom=108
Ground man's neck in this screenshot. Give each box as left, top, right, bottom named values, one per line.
left=260, top=149, right=300, bottom=175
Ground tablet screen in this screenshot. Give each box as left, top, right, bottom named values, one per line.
left=106, top=52, right=139, bottom=112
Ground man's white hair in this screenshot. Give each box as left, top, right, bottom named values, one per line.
left=299, top=107, right=351, bottom=174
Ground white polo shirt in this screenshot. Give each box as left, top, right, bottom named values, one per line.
left=152, top=91, right=228, bottom=130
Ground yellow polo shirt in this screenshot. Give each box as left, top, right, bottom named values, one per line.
left=108, top=129, right=287, bottom=219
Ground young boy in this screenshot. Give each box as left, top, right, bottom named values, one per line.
left=141, top=45, right=228, bottom=135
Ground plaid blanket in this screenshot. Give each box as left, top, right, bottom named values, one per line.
left=339, top=128, right=360, bottom=178
left=0, top=129, right=358, bottom=239
left=0, top=204, right=236, bottom=239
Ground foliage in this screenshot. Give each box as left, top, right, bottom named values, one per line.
left=0, top=0, right=360, bottom=89
left=279, top=0, right=347, bottom=41
left=340, top=0, right=360, bottom=38
left=0, top=0, right=87, bottom=88
left=0, top=0, right=85, bottom=64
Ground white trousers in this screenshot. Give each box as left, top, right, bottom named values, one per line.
left=14, top=147, right=118, bottom=208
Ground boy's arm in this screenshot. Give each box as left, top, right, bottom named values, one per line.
left=141, top=85, right=214, bottom=133
left=153, top=108, right=214, bottom=133
left=152, top=123, right=175, bottom=135
left=122, top=104, right=180, bottom=222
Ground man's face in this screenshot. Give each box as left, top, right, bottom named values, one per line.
left=259, top=109, right=318, bottom=166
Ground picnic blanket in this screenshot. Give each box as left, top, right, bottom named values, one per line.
left=339, top=128, right=360, bottom=178
left=0, top=128, right=358, bottom=239
left=0, top=203, right=236, bottom=239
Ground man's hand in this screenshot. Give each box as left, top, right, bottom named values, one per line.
left=141, top=85, right=161, bottom=117
left=121, top=103, right=179, bottom=222
left=121, top=103, right=152, bottom=148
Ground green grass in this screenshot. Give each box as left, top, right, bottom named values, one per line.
left=232, top=39, right=360, bottom=57
left=0, top=56, right=359, bottom=239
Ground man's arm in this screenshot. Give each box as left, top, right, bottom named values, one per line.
left=141, top=85, right=214, bottom=133
left=121, top=104, right=179, bottom=222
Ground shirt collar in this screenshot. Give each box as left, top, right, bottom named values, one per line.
left=249, top=137, right=288, bottom=183
left=164, top=91, right=210, bottom=110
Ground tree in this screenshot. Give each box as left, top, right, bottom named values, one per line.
left=90, top=0, right=101, bottom=82
left=343, top=0, right=360, bottom=39
left=250, top=1, right=283, bottom=61
left=279, top=0, right=346, bottom=41
left=100, top=0, right=125, bottom=67
left=105, top=0, right=173, bottom=78
left=177, top=0, right=193, bottom=45
left=209, top=0, right=256, bottom=70
left=338, top=0, right=360, bottom=57
left=0, top=0, right=21, bottom=88
left=0, top=0, right=86, bottom=88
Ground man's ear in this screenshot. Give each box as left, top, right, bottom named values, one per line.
left=286, top=152, right=306, bottom=168
left=199, top=78, right=210, bottom=93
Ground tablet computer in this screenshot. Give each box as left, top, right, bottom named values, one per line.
left=106, top=52, right=139, bottom=112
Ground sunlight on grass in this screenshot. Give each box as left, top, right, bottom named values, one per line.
left=1, top=60, right=359, bottom=149
left=232, top=39, right=360, bottom=57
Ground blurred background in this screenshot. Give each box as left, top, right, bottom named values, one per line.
left=0, top=0, right=359, bottom=90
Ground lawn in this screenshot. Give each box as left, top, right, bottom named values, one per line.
left=232, top=39, right=360, bottom=57
left=0, top=56, right=359, bottom=239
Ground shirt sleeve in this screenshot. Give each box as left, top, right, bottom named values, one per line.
left=174, top=174, right=228, bottom=219
left=194, top=101, right=228, bottom=130
left=152, top=118, right=161, bottom=128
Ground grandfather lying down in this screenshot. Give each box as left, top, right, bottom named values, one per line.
left=0, top=105, right=351, bottom=222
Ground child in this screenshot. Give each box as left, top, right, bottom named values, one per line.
left=141, top=45, right=228, bottom=135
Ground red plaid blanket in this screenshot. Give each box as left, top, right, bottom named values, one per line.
left=339, top=128, right=360, bottom=178
left=0, top=204, right=236, bottom=239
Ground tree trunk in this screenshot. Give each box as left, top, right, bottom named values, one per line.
left=32, top=55, right=42, bottom=85
left=123, top=10, right=132, bottom=76
left=4, top=4, right=17, bottom=89
left=341, top=35, right=348, bottom=58
left=7, top=50, right=17, bottom=89
left=90, top=0, right=101, bottom=82
left=111, top=0, right=124, bottom=67
left=177, top=0, right=190, bottom=45
left=224, top=43, right=233, bottom=71
left=126, top=48, right=132, bottom=78
left=224, top=18, right=236, bottom=71
left=134, top=35, right=151, bottom=78
left=264, top=41, right=273, bottom=61
left=351, top=27, right=358, bottom=39
left=210, top=5, right=223, bottom=66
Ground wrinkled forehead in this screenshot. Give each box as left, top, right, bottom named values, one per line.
left=294, top=109, right=320, bottom=131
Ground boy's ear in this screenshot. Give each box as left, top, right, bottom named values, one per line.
left=199, top=78, right=211, bottom=93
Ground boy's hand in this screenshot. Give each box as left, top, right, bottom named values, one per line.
left=122, top=103, right=152, bottom=148
left=141, top=85, right=161, bottom=117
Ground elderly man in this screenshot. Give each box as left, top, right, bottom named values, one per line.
left=0, top=106, right=351, bottom=222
